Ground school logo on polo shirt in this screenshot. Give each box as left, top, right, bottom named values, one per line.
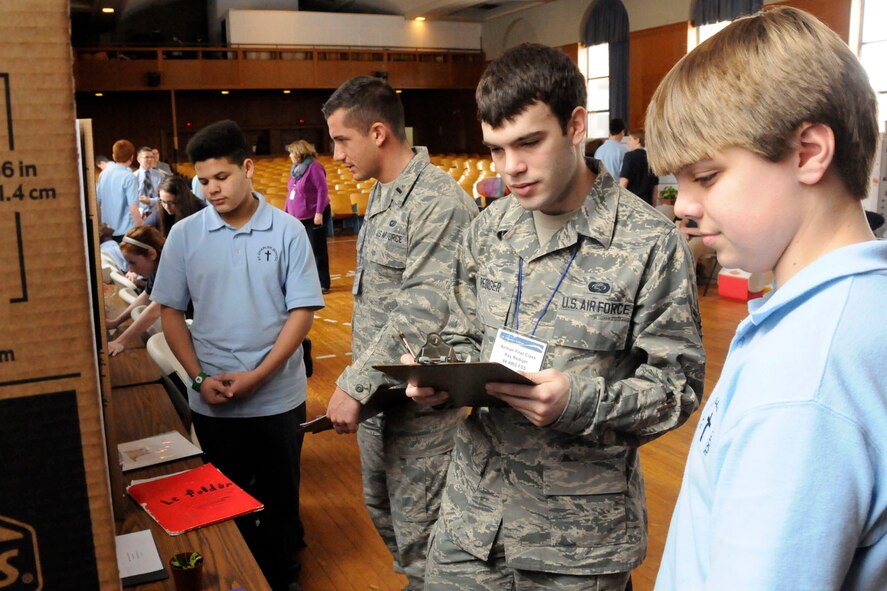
left=257, top=246, right=279, bottom=263
left=0, top=515, right=42, bottom=590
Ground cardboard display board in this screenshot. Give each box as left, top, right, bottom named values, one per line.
left=0, top=1, right=119, bottom=589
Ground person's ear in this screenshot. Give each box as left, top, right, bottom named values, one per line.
left=796, top=122, right=834, bottom=186
left=370, top=122, right=387, bottom=147
left=242, top=158, right=255, bottom=180
left=567, top=106, right=587, bottom=147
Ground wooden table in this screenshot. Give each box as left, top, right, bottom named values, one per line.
left=113, top=384, right=271, bottom=590
left=110, top=347, right=163, bottom=388
left=105, top=283, right=163, bottom=388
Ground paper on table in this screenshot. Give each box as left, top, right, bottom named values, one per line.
left=118, top=430, right=202, bottom=472
left=116, top=529, right=167, bottom=586
left=127, top=463, right=263, bottom=536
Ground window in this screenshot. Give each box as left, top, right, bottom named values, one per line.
left=859, top=0, right=887, bottom=131
left=688, top=20, right=730, bottom=51
left=579, top=0, right=629, bottom=136
left=689, top=0, right=761, bottom=50
left=578, top=43, right=610, bottom=138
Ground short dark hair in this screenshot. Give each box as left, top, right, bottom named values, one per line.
left=322, top=76, right=407, bottom=141
left=476, top=43, right=585, bottom=133
left=96, top=154, right=109, bottom=165
left=609, top=118, right=626, bottom=136
left=186, top=119, right=250, bottom=165
left=137, top=146, right=153, bottom=156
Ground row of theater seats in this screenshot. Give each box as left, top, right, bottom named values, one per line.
left=177, top=153, right=502, bottom=229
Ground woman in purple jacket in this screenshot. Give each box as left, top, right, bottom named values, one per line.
left=285, top=139, right=331, bottom=292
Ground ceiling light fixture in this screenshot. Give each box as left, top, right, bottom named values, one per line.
left=101, top=7, right=115, bottom=14
left=415, top=17, right=426, bottom=22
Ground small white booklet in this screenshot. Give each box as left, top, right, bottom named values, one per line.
left=118, top=430, right=202, bottom=472
left=116, top=529, right=167, bottom=586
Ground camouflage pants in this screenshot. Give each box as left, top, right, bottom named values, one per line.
left=357, top=409, right=463, bottom=590
left=425, top=521, right=631, bottom=591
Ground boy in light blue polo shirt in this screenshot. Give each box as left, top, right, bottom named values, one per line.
left=646, top=8, right=887, bottom=591
left=152, top=119, right=323, bottom=591
left=97, top=139, right=140, bottom=240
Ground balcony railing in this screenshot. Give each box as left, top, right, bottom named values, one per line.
left=74, top=45, right=486, bottom=92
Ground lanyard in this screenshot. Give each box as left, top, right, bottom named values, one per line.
left=515, top=247, right=579, bottom=337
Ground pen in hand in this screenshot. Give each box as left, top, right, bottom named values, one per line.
left=397, top=332, right=417, bottom=360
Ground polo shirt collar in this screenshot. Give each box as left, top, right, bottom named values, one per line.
left=497, top=157, right=619, bottom=260
left=745, top=241, right=887, bottom=327
left=205, top=191, right=271, bottom=232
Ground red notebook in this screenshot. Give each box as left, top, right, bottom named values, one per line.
left=127, top=463, right=263, bottom=535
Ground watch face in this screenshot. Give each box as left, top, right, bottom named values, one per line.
left=195, top=375, right=204, bottom=384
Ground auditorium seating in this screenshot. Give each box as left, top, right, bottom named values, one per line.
left=171, top=153, right=495, bottom=231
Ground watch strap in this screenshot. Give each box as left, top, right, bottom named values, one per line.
left=191, top=371, right=208, bottom=392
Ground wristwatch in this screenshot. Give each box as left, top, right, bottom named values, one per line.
left=191, top=371, right=207, bottom=392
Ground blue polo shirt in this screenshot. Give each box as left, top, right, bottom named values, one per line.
left=151, top=193, right=324, bottom=418
left=594, top=138, right=628, bottom=178
left=97, top=162, right=139, bottom=236
left=656, top=241, right=887, bottom=591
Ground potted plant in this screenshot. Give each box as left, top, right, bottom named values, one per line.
left=658, top=186, right=677, bottom=204
left=169, top=551, right=203, bottom=590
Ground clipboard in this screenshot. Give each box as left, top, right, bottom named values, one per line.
left=372, top=361, right=534, bottom=409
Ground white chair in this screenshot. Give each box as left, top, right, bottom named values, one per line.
left=100, top=250, right=123, bottom=274
left=117, top=287, right=139, bottom=305
left=147, top=333, right=189, bottom=384
left=110, top=270, right=137, bottom=291
left=146, top=333, right=196, bottom=437
left=131, top=305, right=162, bottom=337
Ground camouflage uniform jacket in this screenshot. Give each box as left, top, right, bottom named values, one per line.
left=437, top=159, right=705, bottom=574
left=337, top=147, right=479, bottom=439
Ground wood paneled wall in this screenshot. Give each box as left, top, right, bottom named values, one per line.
left=628, top=22, right=688, bottom=129
left=774, top=0, right=851, bottom=42
left=626, top=0, right=852, bottom=128
left=74, top=48, right=485, bottom=93
left=76, top=88, right=486, bottom=163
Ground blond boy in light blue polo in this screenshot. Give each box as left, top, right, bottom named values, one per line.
left=647, top=8, right=887, bottom=590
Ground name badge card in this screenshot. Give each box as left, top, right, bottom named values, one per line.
left=289, top=189, right=295, bottom=200
left=489, top=328, right=547, bottom=372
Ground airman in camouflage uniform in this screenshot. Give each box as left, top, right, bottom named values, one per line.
left=408, top=44, right=705, bottom=590
left=323, top=76, right=478, bottom=590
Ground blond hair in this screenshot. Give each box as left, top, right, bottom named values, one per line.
left=646, top=6, right=878, bottom=198
left=286, top=139, right=317, bottom=161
